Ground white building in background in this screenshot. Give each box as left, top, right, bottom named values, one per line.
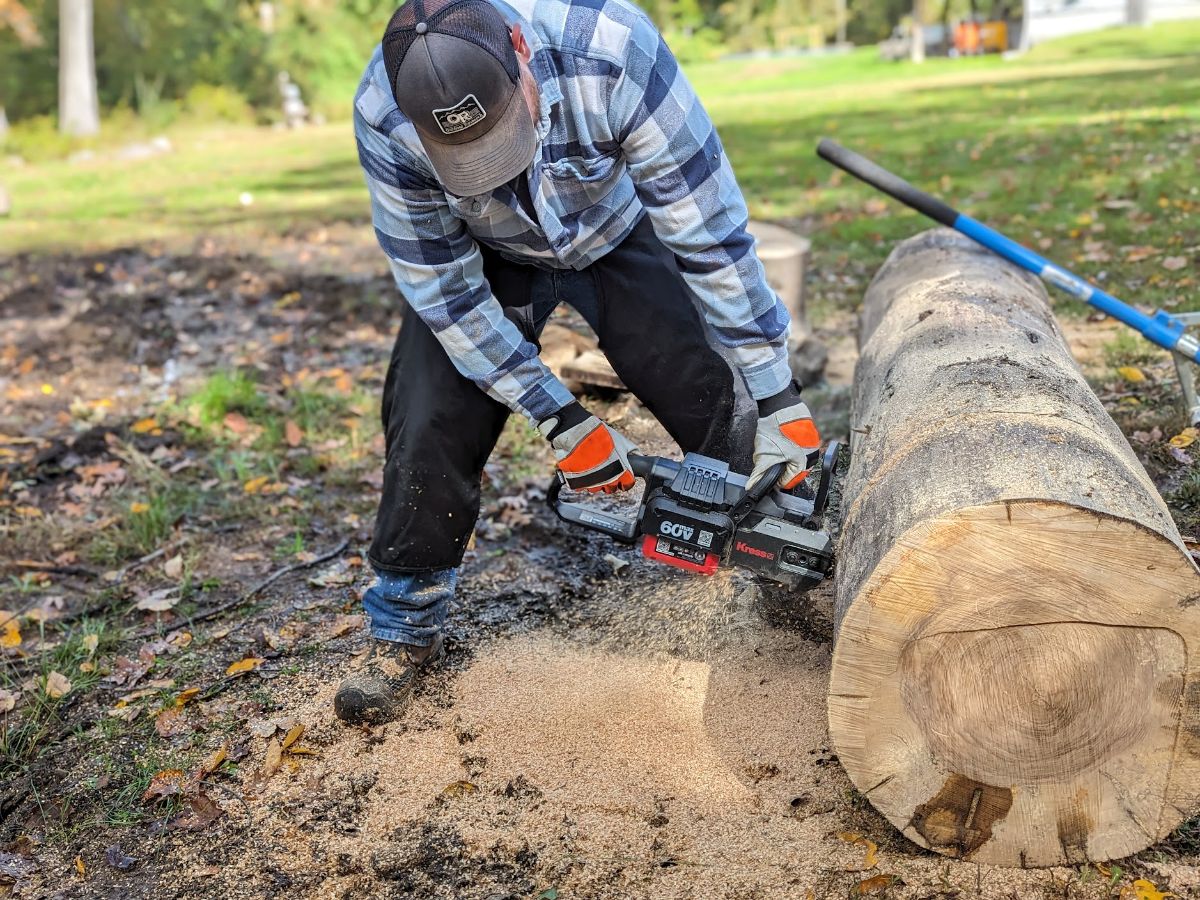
left=1025, top=0, right=1200, bottom=43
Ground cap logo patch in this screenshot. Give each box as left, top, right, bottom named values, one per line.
left=433, top=94, right=487, bottom=135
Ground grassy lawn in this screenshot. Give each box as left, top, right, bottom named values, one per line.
left=2, top=20, right=1197, bottom=316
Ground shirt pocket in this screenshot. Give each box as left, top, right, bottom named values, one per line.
left=445, top=192, right=508, bottom=225
left=542, top=150, right=624, bottom=215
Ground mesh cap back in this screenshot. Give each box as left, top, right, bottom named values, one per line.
left=382, top=0, right=519, bottom=100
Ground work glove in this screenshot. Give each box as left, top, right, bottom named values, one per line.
left=749, top=381, right=821, bottom=492
left=538, top=401, right=638, bottom=494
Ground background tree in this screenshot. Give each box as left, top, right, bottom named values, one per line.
left=59, top=0, right=99, bottom=135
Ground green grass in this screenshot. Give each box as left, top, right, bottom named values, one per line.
left=2, top=21, right=1198, bottom=318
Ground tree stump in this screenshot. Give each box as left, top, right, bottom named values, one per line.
left=830, top=229, right=1200, bottom=866
left=747, top=221, right=828, bottom=387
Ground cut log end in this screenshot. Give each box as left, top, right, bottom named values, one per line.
left=832, top=500, right=1200, bottom=866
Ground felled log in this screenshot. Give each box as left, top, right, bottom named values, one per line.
left=830, top=229, right=1200, bottom=867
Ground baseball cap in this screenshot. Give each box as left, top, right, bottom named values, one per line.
left=382, top=0, right=537, bottom=197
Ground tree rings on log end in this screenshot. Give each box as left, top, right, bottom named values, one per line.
left=830, top=500, right=1200, bottom=866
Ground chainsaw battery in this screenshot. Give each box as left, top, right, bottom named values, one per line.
left=639, top=494, right=735, bottom=557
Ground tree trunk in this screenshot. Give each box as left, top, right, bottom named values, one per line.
left=829, top=229, right=1200, bottom=867
left=1126, top=0, right=1151, bottom=26
left=59, top=0, right=99, bottom=137
left=910, top=0, right=926, bottom=62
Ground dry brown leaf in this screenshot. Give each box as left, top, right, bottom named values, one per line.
left=285, top=420, right=304, bottom=448
left=173, top=791, right=223, bottom=829
left=135, top=588, right=179, bottom=612
left=175, top=687, right=201, bottom=707
left=163, top=555, right=184, bottom=579
left=855, top=874, right=900, bottom=895
left=837, top=831, right=880, bottom=870
left=1117, top=365, right=1147, bottom=383
left=142, top=769, right=185, bottom=801
left=1171, top=428, right=1198, bottom=449
left=281, top=723, right=305, bottom=751
left=196, top=745, right=227, bottom=777
left=287, top=746, right=318, bottom=756
left=0, top=688, right=18, bottom=712
left=130, top=418, right=159, bottom=434
left=45, top=671, right=72, bottom=698
left=129, top=501, right=150, bottom=515
left=154, top=707, right=188, bottom=738
left=226, top=656, right=265, bottom=676
left=0, top=612, right=21, bottom=648
left=74, top=855, right=85, bottom=876
left=82, top=633, right=99, bottom=656
left=263, top=739, right=283, bottom=776
left=223, top=412, right=250, bottom=434
left=441, top=780, right=479, bottom=799
left=1163, top=256, right=1189, bottom=272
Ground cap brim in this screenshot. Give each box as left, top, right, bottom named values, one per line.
left=422, top=88, right=537, bottom=197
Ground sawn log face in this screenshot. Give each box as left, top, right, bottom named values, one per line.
left=830, top=228, right=1200, bottom=866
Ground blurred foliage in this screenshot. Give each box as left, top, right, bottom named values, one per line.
left=0, top=0, right=1027, bottom=132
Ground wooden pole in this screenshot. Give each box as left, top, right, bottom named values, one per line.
left=829, top=229, right=1200, bottom=866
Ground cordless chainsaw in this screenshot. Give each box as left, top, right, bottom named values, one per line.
left=547, top=444, right=840, bottom=589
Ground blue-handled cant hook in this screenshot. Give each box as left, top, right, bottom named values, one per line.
left=816, top=139, right=1200, bottom=365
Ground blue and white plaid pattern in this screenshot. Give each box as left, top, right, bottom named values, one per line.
left=354, top=0, right=792, bottom=423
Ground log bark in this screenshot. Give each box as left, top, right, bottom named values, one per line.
left=830, top=229, right=1200, bottom=867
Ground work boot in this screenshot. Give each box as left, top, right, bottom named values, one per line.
left=334, top=633, right=444, bottom=726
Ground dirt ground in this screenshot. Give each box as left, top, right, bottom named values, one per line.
left=3, top=228, right=1200, bottom=899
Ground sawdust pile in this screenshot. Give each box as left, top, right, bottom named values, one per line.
left=175, top=624, right=1189, bottom=900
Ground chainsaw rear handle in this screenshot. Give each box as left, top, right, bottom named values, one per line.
left=817, top=138, right=958, bottom=228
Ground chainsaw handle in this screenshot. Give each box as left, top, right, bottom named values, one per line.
left=546, top=468, right=640, bottom=543
left=817, top=139, right=959, bottom=228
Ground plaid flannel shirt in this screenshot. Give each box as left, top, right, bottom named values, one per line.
left=354, top=0, right=793, bottom=424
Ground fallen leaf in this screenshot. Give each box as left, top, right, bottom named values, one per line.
left=285, top=420, right=304, bottom=448
left=135, top=588, right=180, bottom=612
left=129, top=501, right=150, bottom=515
left=226, top=656, right=265, bottom=676
left=855, top=874, right=900, bottom=895
left=82, top=634, right=99, bottom=656
left=0, top=688, right=17, bottom=712
left=441, top=780, right=479, bottom=799
left=173, top=791, right=223, bottom=829
left=224, top=412, right=250, bottom=434
left=104, top=846, right=136, bottom=871
left=130, top=417, right=159, bottom=434
left=1120, top=879, right=1175, bottom=900
left=1117, top=366, right=1147, bottom=383
left=1170, top=428, right=1198, bottom=448
left=281, top=723, right=305, bottom=751
left=837, top=831, right=879, bottom=870
left=326, top=614, right=364, bottom=637
left=196, top=745, right=227, bottom=777
left=45, top=671, right=72, bottom=699
left=107, top=704, right=141, bottom=723
left=248, top=719, right=278, bottom=738
left=263, top=738, right=283, bottom=776
left=74, top=855, right=85, bottom=876
left=243, top=475, right=270, bottom=495
left=154, top=707, right=189, bottom=738
left=1163, top=256, right=1189, bottom=272
left=175, top=687, right=201, bottom=707
left=0, top=613, right=21, bottom=648
left=142, top=769, right=185, bottom=801
left=286, top=746, right=318, bottom=756
left=163, top=555, right=184, bottom=579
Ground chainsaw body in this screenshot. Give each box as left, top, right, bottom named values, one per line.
left=548, top=444, right=839, bottom=590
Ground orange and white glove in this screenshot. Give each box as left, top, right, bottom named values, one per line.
left=538, top=402, right=638, bottom=494
left=749, top=383, right=821, bottom=491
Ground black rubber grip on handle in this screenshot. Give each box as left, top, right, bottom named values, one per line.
left=817, top=139, right=960, bottom=228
